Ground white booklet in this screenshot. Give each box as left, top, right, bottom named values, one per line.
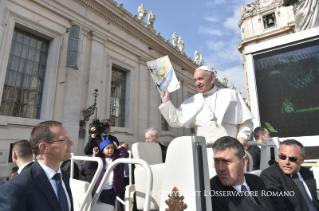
left=146, top=55, right=180, bottom=95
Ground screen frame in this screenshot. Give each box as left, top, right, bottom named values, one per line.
left=245, top=27, right=319, bottom=146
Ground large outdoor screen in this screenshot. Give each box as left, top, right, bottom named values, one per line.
left=254, top=38, right=319, bottom=138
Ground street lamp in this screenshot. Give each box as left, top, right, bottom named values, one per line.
left=79, top=88, right=99, bottom=130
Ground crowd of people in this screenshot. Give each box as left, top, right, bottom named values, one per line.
left=0, top=65, right=318, bottom=211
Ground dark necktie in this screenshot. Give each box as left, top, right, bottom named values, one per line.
left=292, top=174, right=317, bottom=211
left=52, top=173, right=69, bottom=211
left=103, top=135, right=108, bottom=140
left=241, top=185, right=260, bottom=209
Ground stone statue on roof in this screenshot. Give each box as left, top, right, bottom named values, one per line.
left=194, top=50, right=199, bottom=64
left=240, top=3, right=246, bottom=16
left=222, top=76, right=228, bottom=86
left=231, top=83, right=236, bottom=90
left=282, top=0, right=319, bottom=32
left=138, top=4, right=147, bottom=21
left=178, top=36, right=184, bottom=52
left=147, top=11, right=156, bottom=28
left=172, top=32, right=178, bottom=47
left=199, top=55, right=204, bottom=65
left=211, top=65, right=217, bottom=78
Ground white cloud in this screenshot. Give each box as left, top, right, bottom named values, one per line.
left=223, top=8, right=241, bottom=33
left=198, top=26, right=223, bottom=36
left=205, top=0, right=226, bottom=6
left=219, top=65, right=247, bottom=98
left=205, top=16, right=219, bottom=22
left=206, top=40, right=226, bottom=51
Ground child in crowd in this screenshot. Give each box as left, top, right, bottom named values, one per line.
left=87, top=139, right=129, bottom=206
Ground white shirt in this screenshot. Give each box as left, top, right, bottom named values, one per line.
left=38, top=161, right=71, bottom=211
left=291, top=172, right=313, bottom=201
left=103, top=157, right=114, bottom=190
left=233, top=178, right=251, bottom=193
left=17, top=161, right=33, bottom=174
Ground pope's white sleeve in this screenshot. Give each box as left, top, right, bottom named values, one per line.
left=237, top=119, right=254, bottom=140
left=159, top=100, right=183, bottom=127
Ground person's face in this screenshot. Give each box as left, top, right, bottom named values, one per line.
left=263, top=129, right=271, bottom=139
left=46, top=126, right=73, bottom=162
left=145, top=131, right=159, bottom=143
left=194, top=69, right=215, bottom=93
left=278, top=144, right=305, bottom=175
left=105, top=122, right=111, bottom=134
left=214, top=148, right=247, bottom=186
left=103, top=144, right=114, bottom=158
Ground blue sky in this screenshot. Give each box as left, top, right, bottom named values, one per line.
left=115, top=0, right=253, bottom=97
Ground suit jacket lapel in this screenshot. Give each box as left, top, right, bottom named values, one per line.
left=32, top=161, right=62, bottom=211
left=222, top=183, right=260, bottom=211
left=246, top=177, right=269, bottom=210
left=300, top=168, right=319, bottom=209
left=276, top=164, right=310, bottom=209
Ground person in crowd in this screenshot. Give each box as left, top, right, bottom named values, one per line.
left=160, top=65, right=253, bottom=146
left=145, top=127, right=167, bottom=162
left=0, top=166, right=18, bottom=186
left=160, top=65, right=253, bottom=177
left=83, top=119, right=119, bottom=182
left=0, top=121, right=74, bottom=211
left=61, top=159, right=80, bottom=180
left=11, top=139, right=34, bottom=175
left=260, top=139, right=319, bottom=211
left=210, top=136, right=275, bottom=211
left=248, top=127, right=271, bottom=170
left=86, top=140, right=129, bottom=207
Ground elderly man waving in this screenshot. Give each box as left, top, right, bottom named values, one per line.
left=159, top=65, right=254, bottom=177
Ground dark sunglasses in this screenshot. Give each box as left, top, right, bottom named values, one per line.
left=278, top=154, right=299, bottom=162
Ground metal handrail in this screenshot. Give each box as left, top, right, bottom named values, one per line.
left=90, top=158, right=153, bottom=211
left=70, top=156, right=103, bottom=211
left=247, top=141, right=267, bottom=147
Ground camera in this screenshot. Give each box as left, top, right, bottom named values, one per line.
left=88, top=119, right=110, bottom=134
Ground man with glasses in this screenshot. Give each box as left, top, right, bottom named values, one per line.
left=0, top=121, right=74, bottom=211
left=260, top=139, right=319, bottom=211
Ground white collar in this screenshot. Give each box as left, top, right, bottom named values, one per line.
left=17, top=161, right=33, bottom=174
left=202, top=85, right=217, bottom=97
left=232, top=177, right=250, bottom=193
left=38, top=161, right=62, bottom=181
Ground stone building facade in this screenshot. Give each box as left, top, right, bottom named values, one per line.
left=0, top=0, right=226, bottom=176
left=238, top=0, right=295, bottom=107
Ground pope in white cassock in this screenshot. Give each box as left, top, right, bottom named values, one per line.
left=159, top=65, right=254, bottom=178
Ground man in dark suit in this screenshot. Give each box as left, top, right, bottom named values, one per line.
left=0, top=121, right=74, bottom=211
left=82, top=119, right=119, bottom=182
left=210, top=136, right=275, bottom=211
left=61, top=159, right=80, bottom=180
left=248, top=127, right=271, bottom=170
left=12, top=139, right=34, bottom=175
left=260, top=139, right=319, bottom=211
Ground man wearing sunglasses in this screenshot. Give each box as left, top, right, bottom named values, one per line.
left=260, top=139, right=319, bottom=211
left=0, top=121, right=74, bottom=211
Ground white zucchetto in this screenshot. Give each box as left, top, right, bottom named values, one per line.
left=195, top=66, right=215, bottom=75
